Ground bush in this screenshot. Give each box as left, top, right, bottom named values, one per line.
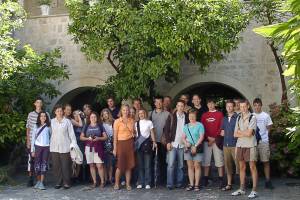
left=269, top=103, right=300, bottom=177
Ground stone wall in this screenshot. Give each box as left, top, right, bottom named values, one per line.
left=15, top=13, right=282, bottom=111
left=15, top=15, right=116, bottom=109
left=156, top=22, right=282, bottom=109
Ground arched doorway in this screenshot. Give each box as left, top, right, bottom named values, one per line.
left=56, top=87, right=102, bottom=112
left=175, top=82, right=245, bottom=113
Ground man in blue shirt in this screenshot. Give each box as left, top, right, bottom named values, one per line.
left=220, top=99, right=239, bottom=191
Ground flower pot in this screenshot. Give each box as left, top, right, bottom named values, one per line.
left=40, top=5, right=50, bottom=16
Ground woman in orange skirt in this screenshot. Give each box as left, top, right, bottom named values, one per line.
left=113, top=104, right=135, bottom=191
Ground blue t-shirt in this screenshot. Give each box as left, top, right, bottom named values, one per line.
left=85, top=124, right=105, bottom=138
left=183, top=122, right=205, bottom=145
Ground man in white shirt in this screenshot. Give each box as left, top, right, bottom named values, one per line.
left=253, top=98, right=274, bottom=189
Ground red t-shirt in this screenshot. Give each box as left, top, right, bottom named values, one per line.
left=201, top=110, right=224, bottom=138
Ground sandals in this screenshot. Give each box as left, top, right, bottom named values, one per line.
left=186, top=185, right=194, bottom=191
left=222, top=185, right=232, bottom=191
left=99, top=182, right=105, bottom=189
left=194, top=186, right=200, bottom=191
left=113, top=184, right=120, bottom=190
left=126, top=185, right=132, bottom=191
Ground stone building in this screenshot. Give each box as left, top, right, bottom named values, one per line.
left=16, top=0, right=283, bottom=111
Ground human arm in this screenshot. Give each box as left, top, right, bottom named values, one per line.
left=150, top=128, right=157, bottom=150
left=113, top=121, right=118, bottom=157
left=94, top=132, right=108, bottom=142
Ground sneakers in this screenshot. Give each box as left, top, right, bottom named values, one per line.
left=232, top=189, right=258, bottom=199
left=34, top=181, right=41, bottom=189
left=121, top=181, right=126, bottom=186
left=38, top=182, right=46, bottom=190
left=248, top=191, right=258, bottom=199
left=145, top=185, right=151, bottom=189
left=136, top=185, right=143, bottom=189
left=265, top=181, right=274, bottom=189
left=231, top=189, right=246, bottom=196
left=27, top=177, right=34, bottom=187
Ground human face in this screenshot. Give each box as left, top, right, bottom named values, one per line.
left=154, top=99, right=163, bottom=110
left=180, top=95, right=189, bottom=104
left=64, top=105, right=72, bottom=117
left=189, top=113, right=197, bottom=123
left=192, top=95, right=201, bottom=107
left=207, top=102, right=216, bottom=111
left=40, top=113, right=47, bottom=124
left=90, top=113, right=97, bottom=124
left=130, top=108, right=136, bottom=118
left=163, top=97, right=171, bottom=108
left=176, top=102, right=185, bottom=113
left=34, top=100, right=43, bottom=110
left=253, top=103, right=262, bottom=113
left=84, top=107, right=92, bottom=116
left=55, top=108, right=64, bottom=118
left=240, top=102, right=249, bottom=114
left=107, top=98, right=115, bottom=108
left=102, top=111, right=109, bottom=120
left=138, top=110, right=146, bottom=120
left=226, top=103, right=234, bottom=114
left=234, top=100, right=240, bottom=111
left=133, top=100, right=141, bottom=110
left=121, top=106, right=129, bottom=118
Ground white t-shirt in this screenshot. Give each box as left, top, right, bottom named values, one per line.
left=135, top=119, right=154, bottom=138
left=172, top=113, right=185, bottom=149
left=253, top=111, right=273, bottom=143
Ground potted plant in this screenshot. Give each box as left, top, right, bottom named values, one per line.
left=38, top=0, right=51, bottom=16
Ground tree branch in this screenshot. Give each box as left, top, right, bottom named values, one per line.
left=107, top=49, right=119, bottom=73
left=269, top=42, right=288, bottom=105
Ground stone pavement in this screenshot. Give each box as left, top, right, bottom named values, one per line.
left=1, top=177, right=300, bottom=200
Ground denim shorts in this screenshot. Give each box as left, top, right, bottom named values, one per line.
left=184, top=152, right=203, bottom=162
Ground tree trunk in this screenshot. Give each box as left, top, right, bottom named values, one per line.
left=269, top=42, right=288, bottom=105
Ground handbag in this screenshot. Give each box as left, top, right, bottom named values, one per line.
left=135, top=120, right=153, bottom=153
left=187, top=126, right=203, bottom=154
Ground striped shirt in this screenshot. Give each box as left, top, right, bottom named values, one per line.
left=26, top=111, right=50, bottom=142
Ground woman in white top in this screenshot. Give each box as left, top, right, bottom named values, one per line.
left=31, top=111, right=51, bottom=190
left=135, top=108, right=157, bottom=189
left=50, top=104, right=77, bottom=189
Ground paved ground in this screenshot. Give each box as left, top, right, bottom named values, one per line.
left=1, top=175, right=300, bottom=200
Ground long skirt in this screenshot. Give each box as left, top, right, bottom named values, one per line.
left=34, top=145, right=50, bottom=175
left=116, top=138, right=135, bottom=173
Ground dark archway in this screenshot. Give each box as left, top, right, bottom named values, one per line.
left=175, top=82, right=245, bottom=113
left=56, top=87, right=102, bottom=112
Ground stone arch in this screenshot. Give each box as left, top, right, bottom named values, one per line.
left=166, top=72, right=256, bottom=102
left=49, top=76, right=105, bottom=110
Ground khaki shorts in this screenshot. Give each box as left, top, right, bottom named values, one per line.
left=85, top=146, right=104, bottom=164
left=203, top=142, right=224, bottom=167
left=257, top=142, right=270, bottom=162
left=236, top=147, right=257, bottom=162
left=223, top=147, right=239, bottom=175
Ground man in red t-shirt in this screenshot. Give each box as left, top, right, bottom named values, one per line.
left=201, top=99, right=225, bottom=188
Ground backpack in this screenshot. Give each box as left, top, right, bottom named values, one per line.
left=237, top=114, right=261, bottom=144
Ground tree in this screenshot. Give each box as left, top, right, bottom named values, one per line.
left=253, top=0, right=300, bottom=177
left=66, top=0, right=249, bottom=101
left=0, top=1, right=69, bottom=148
left=248, top=0, right=289, bottom=104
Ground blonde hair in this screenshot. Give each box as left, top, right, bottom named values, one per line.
left=138, top=108, right=148, bottom=119
left=100, top=108, right=114, bottom=125
left=119, top=104, right=130, bottom=118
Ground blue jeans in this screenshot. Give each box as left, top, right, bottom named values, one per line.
left=137, top=150, right=152, bottom=186
left=167, top=147, right=184, bottom=188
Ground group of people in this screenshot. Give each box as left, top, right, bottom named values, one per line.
left=25, top=94, right=274, bottom=199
